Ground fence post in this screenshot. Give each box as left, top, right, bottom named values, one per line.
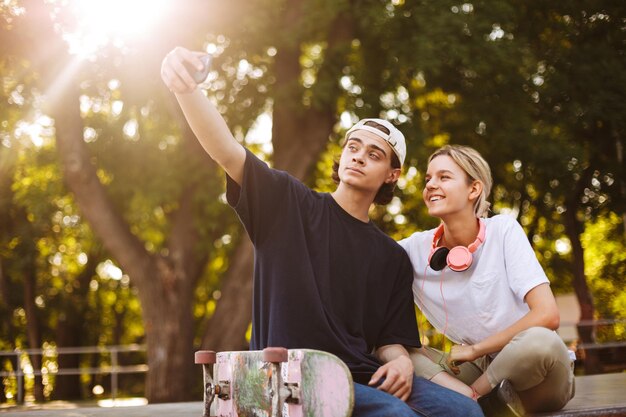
left=111, top=348, right=118, bottom=403
left=16, top=350, right=23, bottom=405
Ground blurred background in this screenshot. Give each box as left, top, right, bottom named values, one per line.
left=0, top=0, right=624, bottom=406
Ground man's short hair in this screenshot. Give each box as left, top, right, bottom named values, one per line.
left=344, top=118, right=406, bottom=166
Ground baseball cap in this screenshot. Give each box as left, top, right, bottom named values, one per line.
left=344, top=118, right=406, bottom=166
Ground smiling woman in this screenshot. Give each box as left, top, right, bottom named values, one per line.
left=56, top=0, right=171, bottom=57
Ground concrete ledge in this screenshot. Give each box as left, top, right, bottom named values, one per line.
left=0, top=402, right=200, bottom=416
left=532, top=373, right=626, bottom=417
left=3, top=373, right=625, bottom=416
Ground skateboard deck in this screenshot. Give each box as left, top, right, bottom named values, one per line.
left=195, top=347, right=354, bottom=417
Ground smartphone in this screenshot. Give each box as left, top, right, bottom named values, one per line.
left=184, top=55, right=212, bottom=84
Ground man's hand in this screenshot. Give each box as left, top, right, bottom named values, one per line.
left=369, top=354, right=414, bottom=401
left=160, top=47, right=207, bottom=94
left=447, top=344, right=479, bottom=375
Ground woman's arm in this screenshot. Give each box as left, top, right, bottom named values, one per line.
left=448, top=283, right=559, bottom=369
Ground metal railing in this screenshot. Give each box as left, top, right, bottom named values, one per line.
left=0, top=344, right=148, bottom=404
left=558, top=319, right=626, bottom=350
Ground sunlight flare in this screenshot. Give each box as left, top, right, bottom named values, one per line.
left=58, top=0, right=171, bottom=57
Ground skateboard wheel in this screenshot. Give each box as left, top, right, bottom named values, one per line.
left=195, top=350, right=216, bottom=364
left=263, top=347, right=288, bottom=363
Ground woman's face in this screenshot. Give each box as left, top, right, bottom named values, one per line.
left=423, top=155, right=475, bottom=219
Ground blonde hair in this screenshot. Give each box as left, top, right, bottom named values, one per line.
left=428, top=145, right=493, bottom=218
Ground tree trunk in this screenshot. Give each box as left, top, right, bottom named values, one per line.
left=563, top=205, right=600, bottom=374
left=201, top=236, right=254, bottom=351
left=22, top=232, right=45, bottom=402
left=52, top=314, right=83, bottom=400
left=1, top=150, right=18, bottom=403
left=140, top=264, right=196, bottom=402
left=615, top=135, right=626, bottom=237
left=52, top=253, right=99, bottom=400
left=0, top=258, right=7, bottom=308
left=0, top=259, right=10, bottom=403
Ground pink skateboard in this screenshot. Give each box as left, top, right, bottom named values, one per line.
left=195, top=347, right=354, bottom=417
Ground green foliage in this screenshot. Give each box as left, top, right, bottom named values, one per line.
left=582, top=213, right=626, bottom=340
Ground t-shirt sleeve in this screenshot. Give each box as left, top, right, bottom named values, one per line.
left=397, top=236, right=410, bottom=251
left=501, top=217, right=550, bottom=300
left=376, top=251, right=422, bottom=349
left=226, top=148, right=303, bottom=245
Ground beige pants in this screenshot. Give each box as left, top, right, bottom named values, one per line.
left=408, top=327, right=575, bottom=413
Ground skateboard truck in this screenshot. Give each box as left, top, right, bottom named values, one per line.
left=281, top=382, right=301, bottom=404
left=208, top=380, right=231, bottom=400
left=195, top=350, right=228, bottom=417
left=262, top=348, right=302, bottom=404
left=264, top=347, right=290, bottom=416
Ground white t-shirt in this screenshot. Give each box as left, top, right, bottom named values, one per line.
left=399, top=214, right=549, bottom=347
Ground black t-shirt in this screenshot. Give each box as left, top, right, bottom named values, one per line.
left=226, top=149, right=420, bottom=383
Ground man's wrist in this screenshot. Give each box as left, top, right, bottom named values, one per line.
left=398, top=353, right=412, bottom=364
left=396, top=353, right=414, bottom=375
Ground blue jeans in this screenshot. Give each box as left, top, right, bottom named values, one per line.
left=353, top=375, right=484, bottom=417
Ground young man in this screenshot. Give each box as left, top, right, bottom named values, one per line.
left=161, top=47, right=483, bottom=417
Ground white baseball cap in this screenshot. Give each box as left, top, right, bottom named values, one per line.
left=344, top=118, right=407, bottom=166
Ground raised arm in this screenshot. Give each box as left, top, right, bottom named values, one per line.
left=160, top=47, right=246, bottom=184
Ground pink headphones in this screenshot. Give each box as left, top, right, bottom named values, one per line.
left=428, top=219, right=486, bottom=272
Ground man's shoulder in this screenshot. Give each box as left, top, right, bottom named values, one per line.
left=243, top=148, right=290, bottom=180
left=369, top=225, right=412, bottom=259
left=243, top=148, right=319, bottom=195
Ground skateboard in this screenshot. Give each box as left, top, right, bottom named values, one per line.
left=195, top=347, right=354, bottom=417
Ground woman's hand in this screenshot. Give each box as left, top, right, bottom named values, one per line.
left=447, top=344, right=479, bottom=374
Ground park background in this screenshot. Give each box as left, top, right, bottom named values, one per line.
left=0, top=0, right=624, bottom=407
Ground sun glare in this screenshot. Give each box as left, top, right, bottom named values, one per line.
left=59, top=0, right=170, bottom=57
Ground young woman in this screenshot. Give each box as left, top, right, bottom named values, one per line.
left=399, top=145, right=575, bottom=415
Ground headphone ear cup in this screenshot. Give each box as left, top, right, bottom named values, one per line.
left=429, top=247, right=450, bottom=271
left=447, top=246, right=473, bottom=272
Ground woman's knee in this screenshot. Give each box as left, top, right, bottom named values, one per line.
left=498, top=327, right=568, bottom=367
left=408, top=347, right=444, bottom=380
left=514, top=327, right=566, bottom=359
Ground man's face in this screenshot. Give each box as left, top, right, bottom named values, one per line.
left=337, top=130, right=400, bottom=194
